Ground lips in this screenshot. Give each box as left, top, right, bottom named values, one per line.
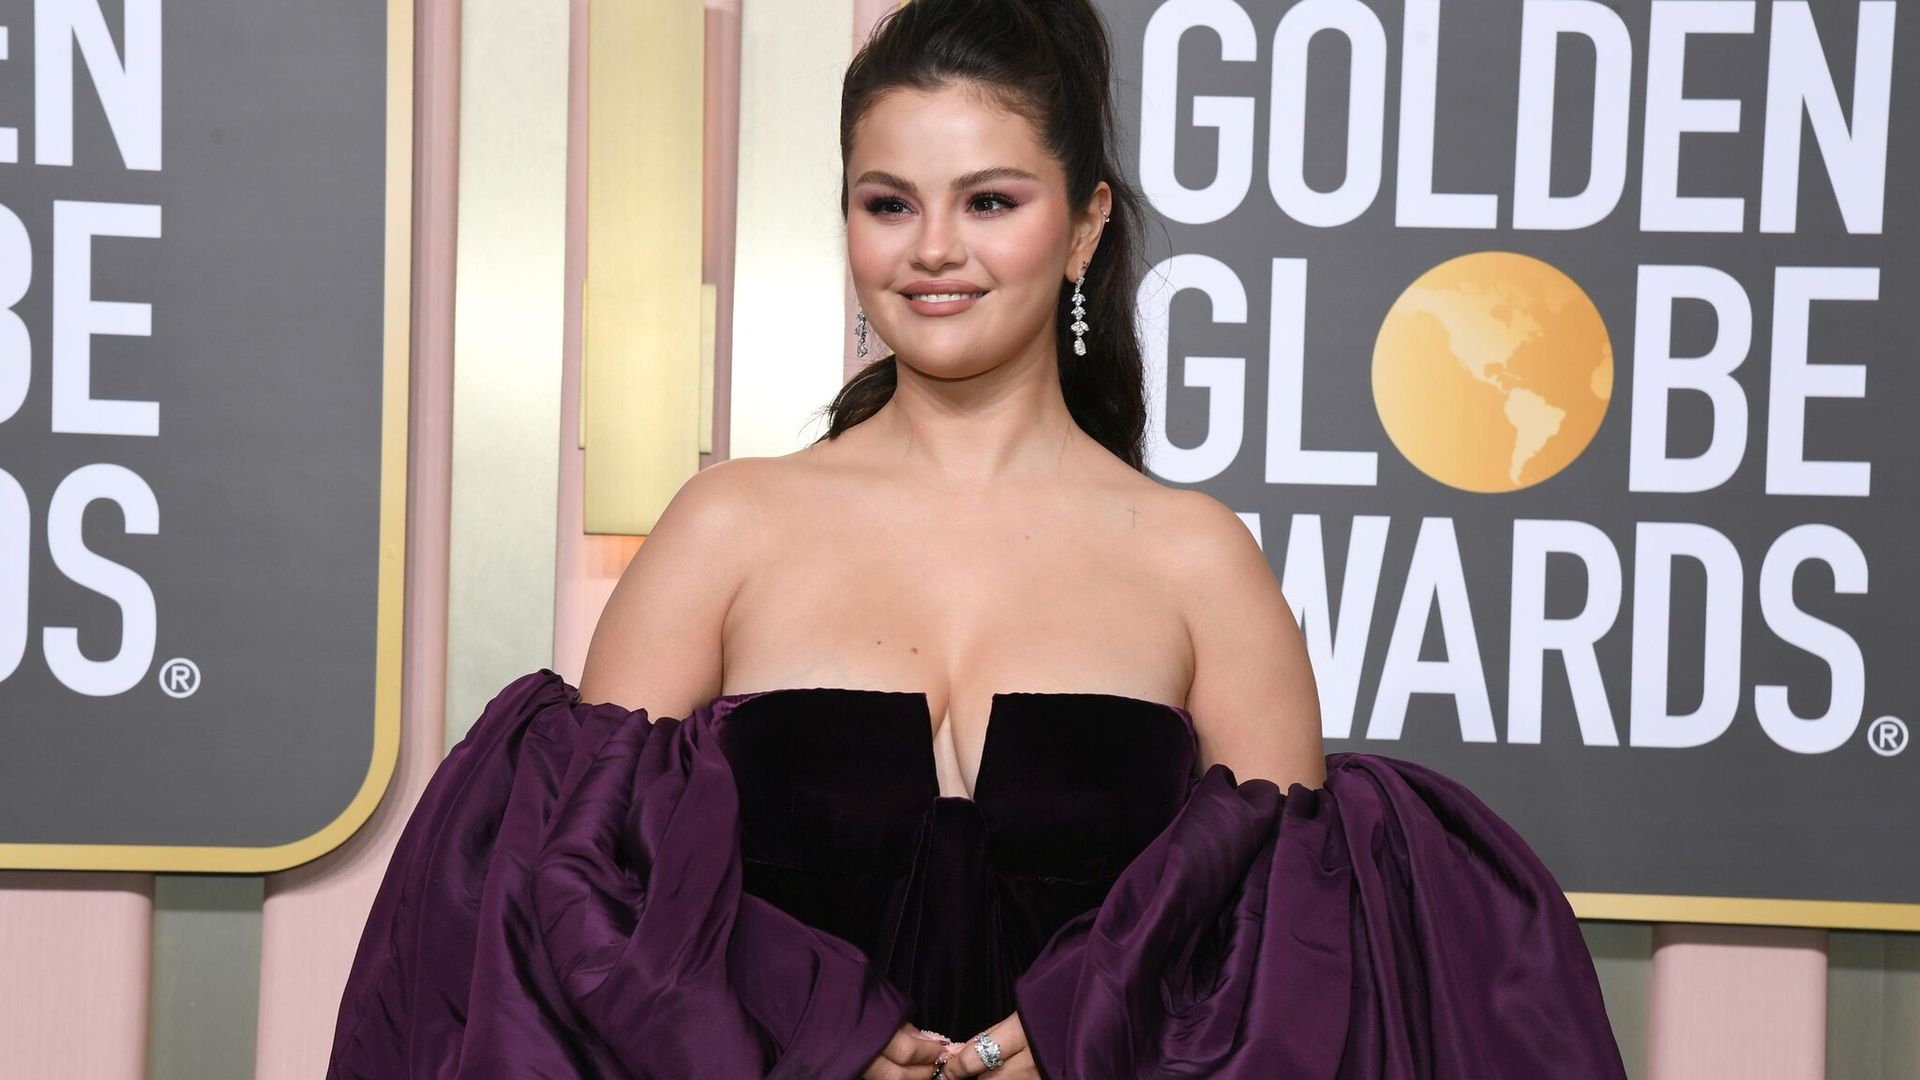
left=901, top=280, right=989, bottom=317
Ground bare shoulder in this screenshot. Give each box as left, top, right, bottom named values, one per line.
left=1153, top=486, right=1265, bottom=579
left=575, top=456, right=787, bottom=718
left=1114, top=482, right=1268, bottom=599
left=662, top=454, right=788, bottom=530
left=1154, top=485, right=1327, bottom=790
left=612, top=455, right=786, bottom=586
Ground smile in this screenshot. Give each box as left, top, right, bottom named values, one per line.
left=902, top=290, right=988, bottom=317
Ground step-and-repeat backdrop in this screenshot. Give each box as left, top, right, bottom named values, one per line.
left=1105, top=0, right=1913, bottom=927
left=0, top=0, right=404, bottom=871
left=3, top=0, right=1909, bottom=924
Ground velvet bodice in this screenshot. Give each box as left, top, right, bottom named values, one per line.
left=711, top=686, right=1198, bottom=1038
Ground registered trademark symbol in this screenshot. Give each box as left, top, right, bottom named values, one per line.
left=158, top=658, right=201, bottom=699
left=1868, top=716, right=1907, bottom=757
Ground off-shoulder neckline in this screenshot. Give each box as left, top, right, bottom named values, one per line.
left=706, top=685, right=1197, bottom=803
left=708, top=685, right=1193, bottom=728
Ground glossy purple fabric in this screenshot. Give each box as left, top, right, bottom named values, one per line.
left=328, top=670, right=1625, bottom=1078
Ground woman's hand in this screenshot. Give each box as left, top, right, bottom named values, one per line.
left=861, top=1023, right=953, bottom=1080
left=940, top=1012, right=1039, bottom=1078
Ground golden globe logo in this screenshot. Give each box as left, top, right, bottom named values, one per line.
left=1372, top=252, right=1613, bottom=493
left=1135, top=0, right=1894, bottom=758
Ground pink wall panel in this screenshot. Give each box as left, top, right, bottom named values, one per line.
left=1649, top=925, right=1828, bottom=1080
left=0, top=872, right=153, bottom=1079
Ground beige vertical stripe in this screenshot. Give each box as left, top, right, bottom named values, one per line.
left=729, top=0, right=855, bottom=457
left=442, top=0, right=570, bottom=746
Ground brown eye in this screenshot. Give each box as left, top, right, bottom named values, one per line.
left=865, top=196, right=911, bottom=216
left=972, top=192, right=1017, bottom=214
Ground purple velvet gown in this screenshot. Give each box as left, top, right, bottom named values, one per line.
left=327, top=670, right=1626, bottom=1078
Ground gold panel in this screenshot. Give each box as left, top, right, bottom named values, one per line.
left=1569, top=892, right=1920, bottom=932
left=584, top=0, right=705, bottom=534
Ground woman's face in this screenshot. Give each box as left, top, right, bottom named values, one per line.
left=845, top=82, right=1106, bottom=378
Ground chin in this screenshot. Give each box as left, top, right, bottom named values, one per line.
left=895, top=344, right=998, bottom=378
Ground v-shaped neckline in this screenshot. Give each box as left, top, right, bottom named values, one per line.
left=706, top=686, right=1195, bottom=803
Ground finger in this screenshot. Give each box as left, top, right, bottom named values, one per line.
left=881, top=1026, right=951, bottom=1066
left=863, top=1054, right=949, bottom=1080
left=998, top=1048, right=1041, bottom=1080
left=944, top=1017, right=1025, bottom=1075
left=986, top=1015, right=1028, bottom=1059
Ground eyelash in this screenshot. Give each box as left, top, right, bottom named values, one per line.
left=863, top=191, right=1020, bottom=217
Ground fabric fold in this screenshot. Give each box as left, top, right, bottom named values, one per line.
left=326, top=670, right=911, bottom=1079
left=330, top=672, right=1625, bottom=1078
left=1014, top=753, right=1627, bottom=1079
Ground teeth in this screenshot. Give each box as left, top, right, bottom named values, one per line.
left=913, top=292, right=983, bottom=302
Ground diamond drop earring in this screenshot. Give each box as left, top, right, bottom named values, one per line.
left=855, top=307, right=870, bottom=358
left=1070, top=270, right=1089, bottom=356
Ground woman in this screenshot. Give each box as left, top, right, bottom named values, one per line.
left=329, top=2, right=1626, bottom=1077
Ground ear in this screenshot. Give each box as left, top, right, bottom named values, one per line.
left=1066, top=181, right=1114, bottom=282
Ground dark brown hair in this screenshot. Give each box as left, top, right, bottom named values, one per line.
left=815, top=0, right=1150, bottom=471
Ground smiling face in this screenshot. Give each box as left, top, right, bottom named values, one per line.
left=846, top=82, right=1106, bottom=379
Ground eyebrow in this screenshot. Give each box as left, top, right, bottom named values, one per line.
left=852, top=166, right=1042, bottom=194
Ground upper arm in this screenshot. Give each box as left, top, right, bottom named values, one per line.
left=1175, top=492, right=1326, bottom=790
left=575, top=458, right=765, bottom=721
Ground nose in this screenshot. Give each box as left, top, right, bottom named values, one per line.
left=912, top=207, right=964, bottom=273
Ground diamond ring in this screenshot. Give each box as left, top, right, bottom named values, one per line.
left=971, top=1032, right=1004, bottom=1071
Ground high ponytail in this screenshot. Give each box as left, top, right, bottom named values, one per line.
left=817, top=0, right=1151, bottom=472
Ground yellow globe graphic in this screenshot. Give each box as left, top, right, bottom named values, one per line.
left=1371, top=252, right=1612, bottom=493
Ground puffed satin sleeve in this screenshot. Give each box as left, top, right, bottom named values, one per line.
left=326, top=670, right=910, bottom=1079
left=1014, top=752, right=1628, bottom=1080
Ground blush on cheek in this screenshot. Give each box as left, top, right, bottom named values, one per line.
left=846, top=222, right=910, bottom=304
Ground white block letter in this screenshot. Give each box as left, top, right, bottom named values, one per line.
left=1759, top=2, right=1895, bottom=234
left=0, top=26, right=17, bottom=164
left=1140, top=0, right=1258, bottom=224
left=1628, top=265, right=1750, bottom=493
left=0, top=468, right=26, bottom=681
left=1265, top=258, right=1377, bottom=485
left=1640, top=1, right=1755, bottom=232
left=0, top=204, right=29, bottom=424
left=44, top=463, right=158, bottom=697
left=1509, top=519, right=1622, bottom=745
left=1755, top=524, right=1867, bottom=753
left=1766, top=266, right=1874, bottom=496
left=1513, top=0, right=1632, bottom=230
left=34, top=0, right=163, bottom=169
left=1279, top=513, right=1390, bottom=739
left=1630, top=522, right=1743, bottom=747
left=1367, top=517, right=1496, bottom=742
left=1269, top=0, right=1388, bottom=227
left=1396, top=0, right=1497, bottom=228
left=1139, top=254, right=1247, bottom=483
left=52, top=200, right=161, bottom=437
